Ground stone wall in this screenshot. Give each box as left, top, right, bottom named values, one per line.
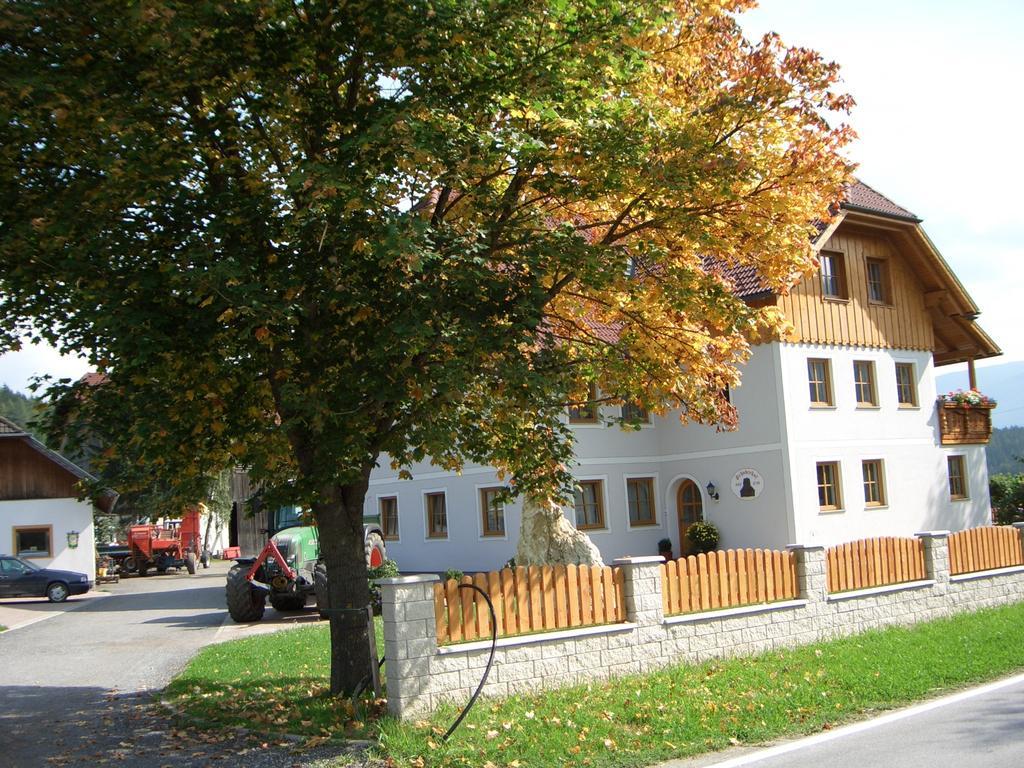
left=378, top=525, right=1024, bottom=719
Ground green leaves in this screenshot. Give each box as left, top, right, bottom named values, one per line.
left=2, top=0, right=850, bottom=511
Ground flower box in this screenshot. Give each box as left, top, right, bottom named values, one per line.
left=937, top=400, right=994, bottom=445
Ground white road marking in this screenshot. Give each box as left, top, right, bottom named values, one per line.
left=696, top=671, right=1024, bottom=767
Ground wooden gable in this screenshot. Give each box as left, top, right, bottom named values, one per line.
left=778, top=223, right=934, bottom=351
left=773, top=209, right=999, bottom=365
left=0, top=437, right=81, bottom=501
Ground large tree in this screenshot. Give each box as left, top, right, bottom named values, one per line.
left=0, top=0, right=852, bottom=694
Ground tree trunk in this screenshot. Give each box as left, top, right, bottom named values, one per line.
left=516, top=493, right=603, bottom=566
left=313, top=475, right=374, bottom=696
left=202, top=503, right=214, bottom=553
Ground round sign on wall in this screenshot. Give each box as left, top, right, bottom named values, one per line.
left=731, top=468, right=764, bottom=499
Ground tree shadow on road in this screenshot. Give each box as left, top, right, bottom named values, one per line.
left=0, top=684, right=369, bottom=768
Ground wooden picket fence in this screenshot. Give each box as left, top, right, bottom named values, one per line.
left=660, top=548, right=798, bottom=616
left=432, top=565, right=626, bottom=645
left=948, top=526, right=1024, bottom=576
left=826, top=537, right=926, bottom=594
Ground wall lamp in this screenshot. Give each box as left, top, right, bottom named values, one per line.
left=706, top=482, right=720, bottom=501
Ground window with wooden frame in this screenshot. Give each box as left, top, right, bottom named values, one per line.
left=479, top=487, right=506, bottom=537
left=568, top=382, right=599, bottom=424
left=574, top=480, right=606, bottom=530
left=866, top=258, right=890, bottom=304
left=621, top=402, right=650, bottom=424
left=853, top=360, right=878, bottom=406
left=819, top=251, right=848, bottom=299
left=895, top=362, right=918, bottom=407
left=862, top=459, right=886, bottom=507
left=379, top=496, right=399, bottom=540
left=947, top=456, right=968, bottom=500
left=816, top=462, right=843, bottom=511
left=807, top=358, right=834, bottom=407
left=14, top=525, right=52, bottom=558
left=425, top=492, right=448, bottom=538
left=626, top=477, right=656, bottom=526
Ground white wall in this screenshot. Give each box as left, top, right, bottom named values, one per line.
left=778, top=343, right=991, bottom=546
left=0, top=498, right=97, bottom=580
left=367, top=346, right=791, bottom=571
left=367, top=340, right=995, bottom=570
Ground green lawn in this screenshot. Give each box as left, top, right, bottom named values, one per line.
left=167, top=602, right=1024, bottom=767
left=164, top=617, right=386, bottom=741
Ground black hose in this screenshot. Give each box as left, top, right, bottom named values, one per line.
left=442, top=583, right=497, bottom=742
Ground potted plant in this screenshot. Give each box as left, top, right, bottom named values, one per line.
left=938, top=388, right=996, bottom=408
left=658, top=538, right=673, bottom=562
left=685, top=521, right=720, bottom=554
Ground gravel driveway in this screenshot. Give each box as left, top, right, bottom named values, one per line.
left=0, top=561, right=371, bottom=767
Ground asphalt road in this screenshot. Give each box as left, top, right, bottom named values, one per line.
left=659, top=673, right=1024, bottom=768
left=0, top=562, right=368, bottom=767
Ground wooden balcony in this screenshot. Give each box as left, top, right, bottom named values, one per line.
left=937, top=401, right=994, bottom=445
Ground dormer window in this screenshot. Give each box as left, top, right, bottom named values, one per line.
left=819, top=251, right=847, bottom=299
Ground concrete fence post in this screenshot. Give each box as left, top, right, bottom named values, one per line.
left=612, top=555, right=665, bottom=627
left=916, top=530, right=951, bottom=592
left=1013, top=523, right=1024, bottom=555
left=378, top=574, right=439, bottom=719
left=787, top=544, right=827, bottom=605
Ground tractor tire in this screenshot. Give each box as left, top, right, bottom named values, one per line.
left=186, top=552, right=197, bottom=575
left=314, top=562, right=329, bottom=620
left=226, top=565, right=266, bottom=622
left=365, top=531, right=386, bottom=569
left=122, top=556, right=137, bottom=574
left=269, top=593, right=306, bottom=612
left=138, top=561, right=151, bottom=577
left=201, top=550, right=211, bottom=569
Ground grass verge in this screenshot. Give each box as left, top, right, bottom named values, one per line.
left=164, top=617, right=385, bottom=741
left=168, top=602, right=1024, bottom=766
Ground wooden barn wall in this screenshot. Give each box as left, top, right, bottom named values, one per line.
left=778, top=229, right=935, bottom=351
left=0, top=439, right=79, bottom=501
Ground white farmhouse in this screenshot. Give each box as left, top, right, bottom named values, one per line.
left=366, top=182, right=1000, bottom=572
left=0, top=415, right=117, bottom=580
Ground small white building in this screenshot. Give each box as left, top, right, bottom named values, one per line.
left=0, top=416, right=116, bottom=580
left=366, top=182, right=1001, bottom=572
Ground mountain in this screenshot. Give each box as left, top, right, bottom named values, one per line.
left=0, top=385, right=45, bottom=438
left=937, top=360, right=1024, bottom=429
left=987, top=427, right=1024, bottom=475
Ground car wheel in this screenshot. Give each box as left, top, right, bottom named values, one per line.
left=46, top=582, right=69, bottom=603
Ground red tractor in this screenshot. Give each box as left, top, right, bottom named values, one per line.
left=124, top=506, right=204, bottom=576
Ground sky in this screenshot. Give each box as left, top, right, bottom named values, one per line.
left=1, top=0, right=1021, bottom=394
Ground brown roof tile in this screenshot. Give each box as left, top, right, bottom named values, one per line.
left=0, top=415, right=26, bottom=435
left=843, top=180, right=919, bottom=221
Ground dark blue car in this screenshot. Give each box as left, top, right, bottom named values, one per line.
left=0, top=555, right=92, bottom=602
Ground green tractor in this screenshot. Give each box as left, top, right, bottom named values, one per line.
left=226, top=506, right=386, bottom=622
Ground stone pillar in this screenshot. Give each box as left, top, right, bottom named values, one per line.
left=916, top=530, right=951, bottom=591
left=612, top=555, right=665, bottom=627
left=378, top=574, right=439, bottom=719
left=787, top=545, right=827, bottom=605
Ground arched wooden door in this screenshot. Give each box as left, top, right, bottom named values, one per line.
left=676, top=480, right=704, bottom=556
